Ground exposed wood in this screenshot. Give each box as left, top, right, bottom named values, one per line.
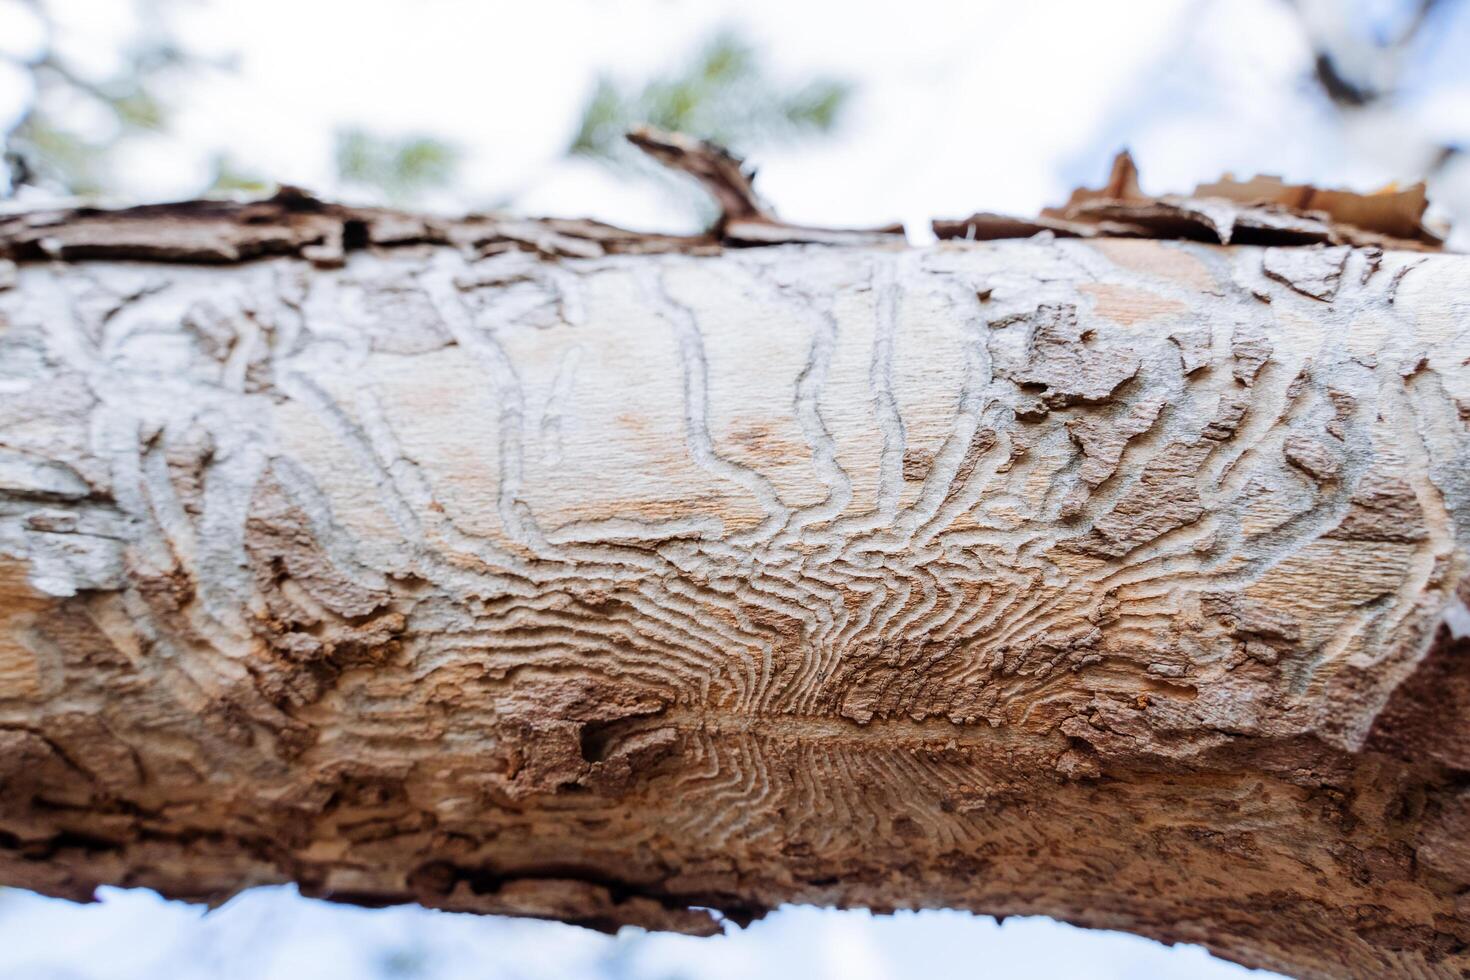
left=0, top=195, right=1468, bottom=980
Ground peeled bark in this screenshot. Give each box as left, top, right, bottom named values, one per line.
left=1, top=200, right=1469, bottom=979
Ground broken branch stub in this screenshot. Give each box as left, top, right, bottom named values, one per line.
left=625, top=124, right=905, bottom=246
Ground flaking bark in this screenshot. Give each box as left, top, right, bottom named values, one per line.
left=0, top=178, right=1469, bottom=978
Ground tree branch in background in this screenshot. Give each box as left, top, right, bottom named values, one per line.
left=1, top=0, right=200, bottom=197
left=570, top=29, right=850, bottom=162
left=332, top=128, right=461, bottom=207
left=569, top=29, right=852, bottom=223
left=1292, top=0, right=1457, bottom=110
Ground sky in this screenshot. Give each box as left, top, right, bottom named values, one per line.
left=2, top=0, right=1468, bottom=239
left=0, top=1, right=1465, bottom=977
left=0, top=886, right=1283, bottom=980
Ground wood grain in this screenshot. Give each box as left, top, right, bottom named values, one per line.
left=0, top=230, right=1467, bottom=978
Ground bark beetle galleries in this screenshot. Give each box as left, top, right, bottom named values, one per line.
left=0, top=194, right=1468, bottom=980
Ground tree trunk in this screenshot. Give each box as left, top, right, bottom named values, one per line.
left=1, top=199, right=1469, bottom=979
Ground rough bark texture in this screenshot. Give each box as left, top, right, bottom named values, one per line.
left=1, top=202, right=1469, bottom=979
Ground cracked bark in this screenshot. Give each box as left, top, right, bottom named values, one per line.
left=1, top=191, right=1469, bottom=979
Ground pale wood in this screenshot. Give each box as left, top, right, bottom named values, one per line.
left=1, top=225, right=1469, bottom=979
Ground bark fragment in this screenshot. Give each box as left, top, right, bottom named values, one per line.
left=934, top=151, right=1446, bottom=251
